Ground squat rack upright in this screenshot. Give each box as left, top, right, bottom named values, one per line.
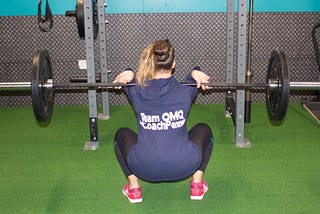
left=82, top=0, right=109, bottom=150
left=225, top=0, right=254, bottom=148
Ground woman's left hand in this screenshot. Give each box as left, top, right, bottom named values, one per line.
left=113, top=70, right=135, bottom=89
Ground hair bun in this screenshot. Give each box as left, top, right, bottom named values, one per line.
left=154, top=47, right=169, bottom=62
left=151, top=39, right=174, bottom=70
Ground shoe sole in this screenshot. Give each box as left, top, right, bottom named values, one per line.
left=190, top=195, right=205, bottom=200
left=122, top=189, right=143, bottom=204
left=190, top=185, right=208, bottom=200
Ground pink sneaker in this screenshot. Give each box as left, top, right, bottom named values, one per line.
left=190, top=180, right=208, bottom=200
left=122, top=184, right=142, bottom=204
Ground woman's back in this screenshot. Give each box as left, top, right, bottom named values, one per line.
left=125, top=77, right=202, bottom=181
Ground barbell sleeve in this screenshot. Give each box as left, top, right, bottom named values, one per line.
left=289, top=82, right=320, bottom=90
left=65, top=11, right=76, bottom=17
left=69, top=77, right=101, bottom=83
left=0, top=82, right=31, bottom=91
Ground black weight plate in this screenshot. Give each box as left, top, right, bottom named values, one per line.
left=76, top=0, right=98, bottom=40
left=266, top=49, right=290, bottom=122
left=31, top=49, right=54, bottom=127
left=76, top=0, right=85, bottom=39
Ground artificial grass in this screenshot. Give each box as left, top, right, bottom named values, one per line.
left=0, top=103, right=319, bottom=213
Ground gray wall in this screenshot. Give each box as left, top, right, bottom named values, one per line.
left=0, top=13, right=319, bottom=106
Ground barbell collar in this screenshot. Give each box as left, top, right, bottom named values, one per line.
left=43, top=79, right=54, bottom=90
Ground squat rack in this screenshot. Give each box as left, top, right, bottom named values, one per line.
left=79, top=0, right=258, bottom=149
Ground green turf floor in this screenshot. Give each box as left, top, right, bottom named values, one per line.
left=0, top=103, right=319, bottom=213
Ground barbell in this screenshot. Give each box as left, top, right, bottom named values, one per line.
left=0, top=49, right=320, bottom=127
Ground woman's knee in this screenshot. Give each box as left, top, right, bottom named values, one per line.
left=115, top=127, right=130, bottom=137
left=195, top=123, right=213, bottom=137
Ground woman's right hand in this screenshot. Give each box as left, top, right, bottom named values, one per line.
left=191, top=70, right=212, bottom=91
left=113, top=70, right=135, bottom=89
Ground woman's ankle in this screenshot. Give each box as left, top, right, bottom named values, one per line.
left=192, top=170, right=204, bottom=183
left=128, top=174, right=140, bottom=189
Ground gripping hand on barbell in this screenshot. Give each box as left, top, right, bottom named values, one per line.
left=191, top=69, right=212, bottom=91
left=113, top=69, right=135, bottom=89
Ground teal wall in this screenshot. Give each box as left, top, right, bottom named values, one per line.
left=1, top=0, right=320, bottom=16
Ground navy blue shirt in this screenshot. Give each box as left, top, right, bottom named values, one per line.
left=124, top=73, right=202, bottom=182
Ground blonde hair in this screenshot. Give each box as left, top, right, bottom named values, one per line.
left=136, top=39, right=175, bottom=86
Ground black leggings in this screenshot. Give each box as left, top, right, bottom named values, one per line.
left=114, top=123, right=214, bottom=178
